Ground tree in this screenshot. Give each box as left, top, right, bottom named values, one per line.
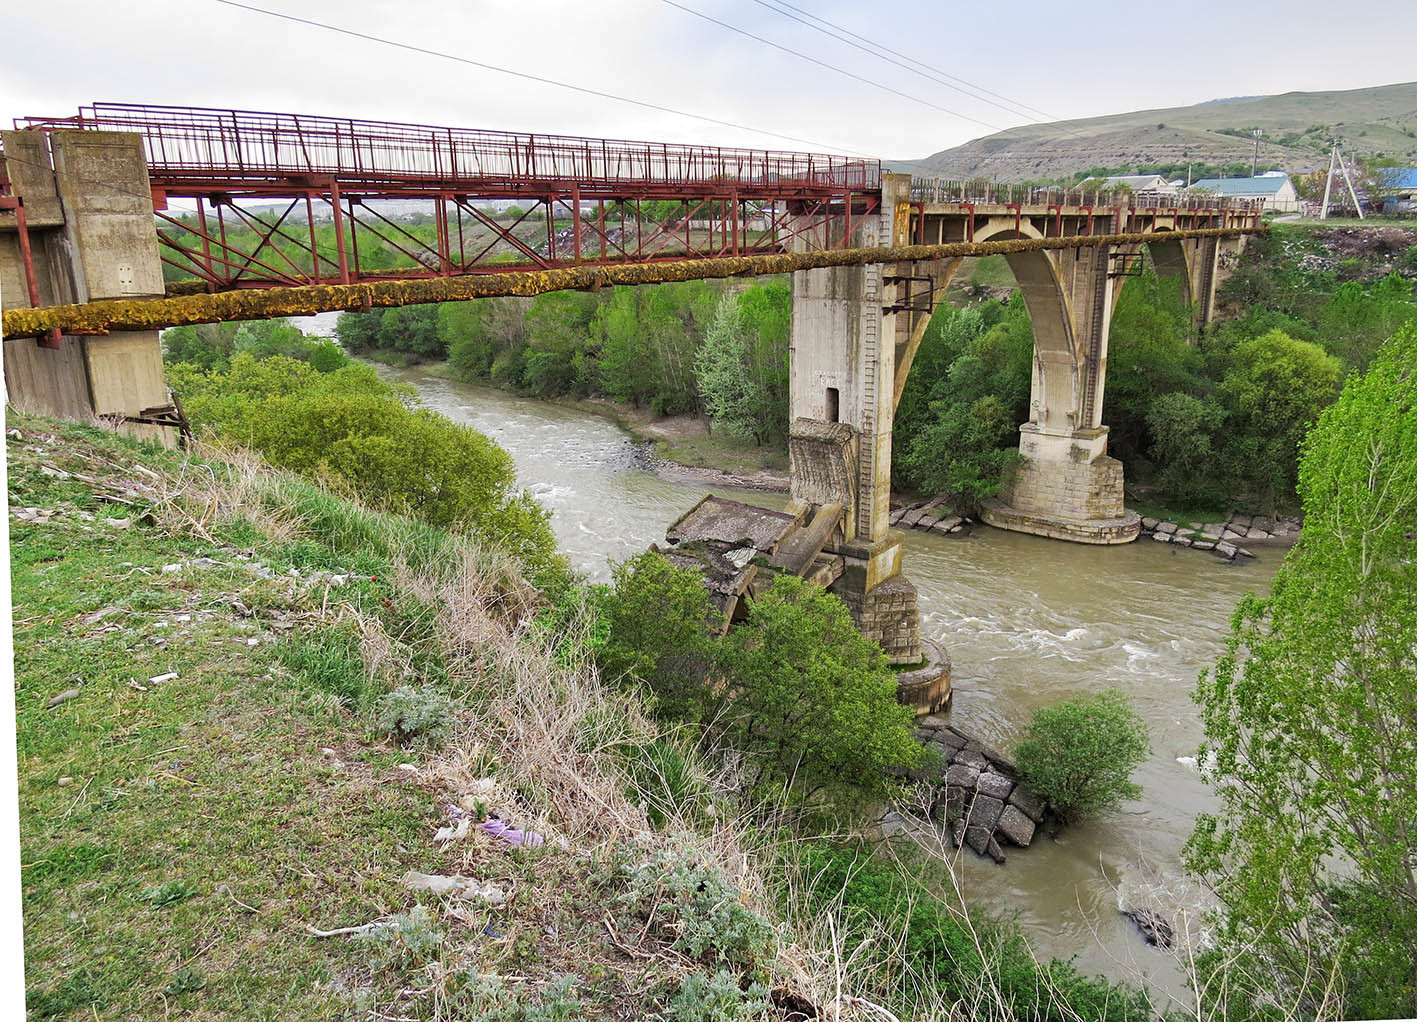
left=715, top=575, right=922, bottom=803
left=694, top=294, right=774, bottom=444
left=1145, top=392, right=1225, bottom=503
left=1186, top=322, right=1417, bottom=1021
left=1217, top=329, right=1342, bottom=512
left=900, top=395, right=1020, bottom=512
left=1012, top=690, right=1150, bottom=824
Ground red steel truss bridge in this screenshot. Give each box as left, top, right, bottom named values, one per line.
left=13, top=103, right=884, bottom=291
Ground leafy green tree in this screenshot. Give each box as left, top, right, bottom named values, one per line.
left=715, top=575, right=922, bottom=802
left=1187, top=323, right=1417, bottom=1021
left=1012, top=690, right=1150, bottom=824
left=376, top=305, right=443, bottom=360
left=335, top=309, right=385, bottom=353
left=1317, top=273, right=1417, bottom=370
left=892, top=297, right=1029, bottom=502
left=1216, top=329, right=1342, bottom=511
left=522, top=291, right=601, bottom=397
left=307, top=340, right=349, bottom=373
left=1145, top=392, right=1225, bottom=503
left=900, top=395, right=1020, bottom=511
left=1105, top=267, right=1204, bottom=461
left=694, top=294, right=775, bottom=444
left=162, top=323, right=236, bottom=370
left=600, top=551, right=721, bottom=720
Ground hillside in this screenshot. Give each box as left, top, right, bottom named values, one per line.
left=898, top=80, right=1417, bottom=182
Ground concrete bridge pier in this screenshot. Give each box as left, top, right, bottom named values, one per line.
left=787, top=175, right=951, bottom=712
left=1, top=129, right=171, bottom=440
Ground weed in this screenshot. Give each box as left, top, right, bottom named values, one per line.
left=373, top=684, right=456, bottom=747
left=668, top=969, right=771, bottom=1022
left=141, top=880, right=197, bottom=909
left=356, top=904, right=444, bottom=972
left=164, top=966, right=206, bottom=996
left=616, top=847, right=774, bottom=968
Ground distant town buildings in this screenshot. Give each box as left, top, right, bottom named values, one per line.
left=1379, top=167, right=1417, bottom=215
left=1188, top=174, right=1301, bottom=213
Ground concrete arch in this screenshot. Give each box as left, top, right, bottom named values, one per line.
left=968, top=220, right=1077, bottom=432
left=1142, top=227, right=1193, bottom=309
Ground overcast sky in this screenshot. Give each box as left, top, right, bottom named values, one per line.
left=3, top=0, right=1413, bottom=160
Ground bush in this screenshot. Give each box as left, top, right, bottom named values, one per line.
left=715, top=575, right=923, bottom=803
left=171, top=354, right=564, bottom=583
left=600, top=552, right=721, bottom=720
left=1012, top=690, right=1149, bottom=824
left=374, top=685, right=456, bottom=747
left=615, top=847, right=774, bottom=968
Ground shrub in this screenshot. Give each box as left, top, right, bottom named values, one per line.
left=616, top=847, right=774, bottom=968
left=600, top=552, right=721, bottom=720
left=373, top=685, right=456, bottom=747
left=171, top=354, right=564, bottom=583
left=715, top=575, right=922, bottom=803
left=1012, top=689, right=1150, bottom=824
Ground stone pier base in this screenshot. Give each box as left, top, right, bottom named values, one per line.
left=982, top=425, right=1140, bottom=545
left=896, top=637, right=952, bottom=715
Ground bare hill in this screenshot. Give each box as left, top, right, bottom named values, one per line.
left=898, top=81, right=1417, bottom=182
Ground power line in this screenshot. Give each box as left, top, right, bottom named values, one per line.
left=748, top=0, right=1039, bottom=124
left=766, top=0, right=1058, bottom=124
left=660, top=0, right=1002, bottom=132
left=208, top=0, right=876, bottom=158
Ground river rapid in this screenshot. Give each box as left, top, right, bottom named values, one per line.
left=379, top=363, right=1280, bottom=1008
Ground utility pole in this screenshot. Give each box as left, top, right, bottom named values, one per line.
left=1251, top=128, right=1263, bottom=177
left=1320, top=144, right=1337, bottom=219
left=1335, top=145, right=1365, bottom=219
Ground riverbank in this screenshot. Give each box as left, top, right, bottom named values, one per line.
left=379, top=356, right=792, bottom=493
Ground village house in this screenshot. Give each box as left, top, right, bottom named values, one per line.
left=1188, top=174, right=1302, bottom=212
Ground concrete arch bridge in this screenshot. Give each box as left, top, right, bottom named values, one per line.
left=0, top=107, right=1260, bottom=705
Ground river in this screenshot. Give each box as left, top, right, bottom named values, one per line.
left=380, top=363, right=1281, bottom=1009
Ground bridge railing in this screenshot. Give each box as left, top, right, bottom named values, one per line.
left=15, top=103, right=880, bottom=197
left=908, top=177, right=1258, bottom=211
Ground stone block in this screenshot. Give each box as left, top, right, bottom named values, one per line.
left=955, top=748, right=988, bottom=770
left=1246, top=527, right=1271, bottom=540
left=1008, top=784, right=1046, bottom=822
left=996, top=805, right=1036, bottom=847
left=1156, top=521, right=1178, bottom=534
left=1215, top=541, right=1237, bottom=558
left=976, top=771, right=1014, bottom=800
left=1173, top=534, right=1192, bottom=546
left=1152, top=532, right=1172, bottom=544
left=945, top=764, right=980, bottom=789
left=1192, top=541, right=1215, bottom=551
left=985, top=837, right=1007, bottom=864
left=964, top=826, right=991, bottom=856
left=1140, top=516, right=1158, bottom=530
left=968, top=795, right=1005, bottom=831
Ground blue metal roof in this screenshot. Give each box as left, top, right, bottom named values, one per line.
left=1379, top=167, right=1417, bottom=190
left=1189, top=176, right=1291, bottom=196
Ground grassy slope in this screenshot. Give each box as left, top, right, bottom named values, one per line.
left=7, top=415, right=783, bottom=1020
left=904, top=81, right=1417, bottom=181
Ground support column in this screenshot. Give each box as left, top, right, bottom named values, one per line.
left=788, top=174, right=927, bottom=668
left=2, top=130, right=171, bottom=439
left=981, top=243, right=1140, bottom=544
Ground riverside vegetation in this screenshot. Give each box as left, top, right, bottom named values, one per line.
left=162, top=220, right=1415, bottom=519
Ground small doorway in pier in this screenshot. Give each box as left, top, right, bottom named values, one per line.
left=825, top=387, right=840, bottom=423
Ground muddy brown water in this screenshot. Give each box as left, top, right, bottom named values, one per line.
left=383, top=364, right=1281, bottom=1009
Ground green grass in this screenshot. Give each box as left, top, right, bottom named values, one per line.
left=648, top=432, right=788, bottom=476
left=9, top=417, right=450, bottom=1019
